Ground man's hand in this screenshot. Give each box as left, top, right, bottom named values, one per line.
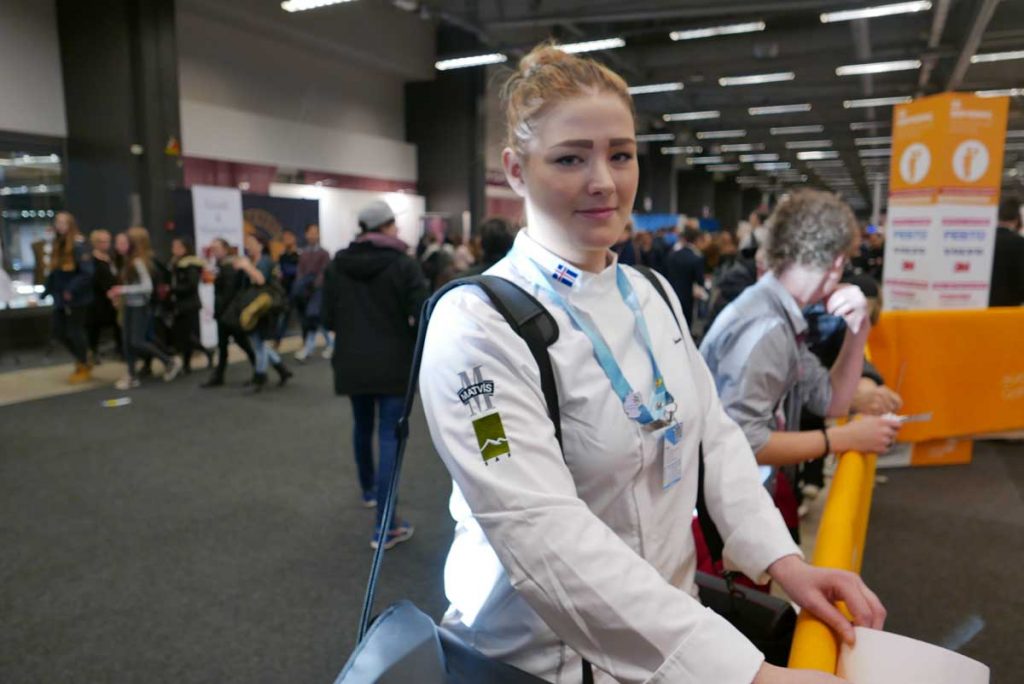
left=768, top=555, right=886, bottom=646
left=851, top=379, right=903, bottom=416
left=832, top=414, right=902, bottom=453
left=753, top=663, right=848, bottom=683
left=825, top=285, right=869, bottom=336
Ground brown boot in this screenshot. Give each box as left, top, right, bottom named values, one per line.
left=68, top=362, right=92, bottom=384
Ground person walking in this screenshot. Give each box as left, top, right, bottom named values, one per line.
left=170, top=237, right=211, bottom=374
left=43, top=211, right=94, bottom=383
left=87, top=229, right=121, bottom=363
left=200, top=238, right=257, bottom=388
left=323, top=199, right=428, bottom=548
left=293, top=223, right=333, bottom=362
left=233, top=233, right=292, bottom=392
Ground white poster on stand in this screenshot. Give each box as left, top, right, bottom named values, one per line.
left=192, top=185, right=244, bottom=347
left=882, top=206, right=934, bottom=310
left=932, top=202, right=998, bottom=309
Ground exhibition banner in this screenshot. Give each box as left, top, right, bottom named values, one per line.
left=191, top=185, right=244, bottom=347
left=883, top=93, right=1009, bottom=310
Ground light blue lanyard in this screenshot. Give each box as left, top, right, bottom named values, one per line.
left=533, top=261, right=675, bottom=426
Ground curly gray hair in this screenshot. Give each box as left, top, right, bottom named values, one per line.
left=764, top=189, right=858, bottom=274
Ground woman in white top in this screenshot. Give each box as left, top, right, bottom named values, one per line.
left=419, top=45, right=885, bottom=684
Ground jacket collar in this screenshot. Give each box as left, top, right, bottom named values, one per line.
left=511, top=230, right=618, bottom=295
left=757, top=272, right=808, bottom=336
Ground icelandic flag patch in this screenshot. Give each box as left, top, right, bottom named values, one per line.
left=552, top=264, right=579, bottom=287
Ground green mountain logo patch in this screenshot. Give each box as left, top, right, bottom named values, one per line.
left=472, top=412, right=510, bottom=463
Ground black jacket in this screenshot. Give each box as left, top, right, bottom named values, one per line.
left=662, top=245, right=704, bottom=327
left=324, top=233, right=428, bottom=396
left=990, top=226, right=1024, bottom=306
left=213, top=256, right=248, bottom=321
left=171, top=255, right=205, bottom=314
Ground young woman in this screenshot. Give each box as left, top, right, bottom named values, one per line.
left=107, top=227, right=182, bottom=390
left=419, top=45, right=885, bottom=684
left=87, top=229, right=121, bottom=363
left=233, top=233, right=292, bottom=391
left=44, top=211, right=94, bottom=383
left=170, top=237, right=211, bottom=374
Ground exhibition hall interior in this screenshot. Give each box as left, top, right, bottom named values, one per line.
left=1, top=0, right=1022, bottom=682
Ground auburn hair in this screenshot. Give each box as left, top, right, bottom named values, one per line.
left=500, top=42, right=634, bottom=155
left=121, top=226, right=155, bottom=284
left=52, top=211, right=81, bottom=271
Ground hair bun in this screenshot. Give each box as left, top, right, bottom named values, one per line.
left=518, top=43, right=569, bottom=77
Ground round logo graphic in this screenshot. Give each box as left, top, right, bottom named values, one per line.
left=952, top=140, right=989, bottom=182
left=899, top=143, right=931, bottom=185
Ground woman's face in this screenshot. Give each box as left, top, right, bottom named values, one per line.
left=504, top=92, right=638, bottom=254
left=114, top=233, right=130, bottom=256
left=93, top=233, right=111, bottom=253
left=54, top=213, right=71, bottom=236
left=171, top=240, right=186, bottom=259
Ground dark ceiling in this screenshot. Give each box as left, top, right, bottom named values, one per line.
left=424, top=0, right=1024, bottom=212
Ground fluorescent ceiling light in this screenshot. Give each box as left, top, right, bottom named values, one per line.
left=855, top=136, right=892, bottom=145
left=719, top=143, right=764, bottom=152
left=558, top=38, right=626, bottom=54
left=786, top=139, right=833, bottom=149
left=770, top=125, right=825, bottom=135
left=859, top=148, right=893, bottom=157
left=749, top=103, right=812, bottom=115
left=664, top=110, right=720, bottom=121
left=836, top=59, right=921, bottom=76
left=636, top=133, right=676, bottom=142
left=696, top=129, right=747, bottom=139
left=629, top=82, right=684, bottom=95
left=661, top=145, right=703, bottom=154
left=1007, top=130, right=1024, bottom=138
left=975, top=88, right=1024, bottom=98
left=281, top=0, right=354, bottom=11
left=1003, top=142, right=1024, bottom=151
left=806, top=160, right=846, bottom=168
left=821, top=2, right=932, bottom=23
left=740, top=153, right=780, bottom=162
left=435, top=53, right=508, bottom=70
left=755, top=162, right=792, bottom=171
left=850, top=121, right=890, bottom=130
left=844, top=96, right=912, bottom=108
left=971, top=50, right=1024, bottom=64
left=798, top=150, right=840, bottom=160
left=707, top=164, right=741, bottom=172
left=688, top=156, right=726, bottom=164
left=671, top=21, right=766, bottom=41
left=719, top=72, right=795, bottom=87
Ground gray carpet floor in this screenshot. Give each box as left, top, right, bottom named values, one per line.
left=1, top=358, right=1021, bottom=682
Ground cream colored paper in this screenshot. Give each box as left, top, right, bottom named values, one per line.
left=837, top=627, right=989, bottom=683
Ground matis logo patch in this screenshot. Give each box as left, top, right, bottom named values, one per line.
left=459, top=380, right=495, bottom=405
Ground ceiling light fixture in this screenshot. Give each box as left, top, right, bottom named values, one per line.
left=696, top=129, right=747, bottom=139
left=660, top=146, right=704, bottom=155
left=707, top=164, right=741, bottom=172
left=798, top=150, right=840, bottom=160
left=785, top=139, right=833, bottom=149
left=636, top=133, right=677, bottom=142
left=558, top=38, right=626, bottom=54
left=688, top=156, right=726, bottom=164
left=850, top=121, right=890, bottom=130
left=855, top=136, right=893, bottom=145
left=670, top=21, right=766, bottom=41
left=435, top=53, right=508, bottom=70
left=755, top=162, right=792, bottom=171
left=281, top=0, right=354, bottom=11
left=805, top=160, right=846, bottom=168
left=859, top=148, right=893, bottom=157
left=844, top=96, right=912, bottom=108
left=970, top=50, right=1024, bottom=64
left=719, top=143, right=765, bottom=152
left=1007, top=130, right=1024, bottom=138
left=749, top=103, right=812, bottom=115
left=739, top=153, right=780, bottom=162
left=820, top=2, right=932, bottom=24
left=770, top=125, right=826, bottom=135
left=719, top=72, right=795, bottom=87
left=974, top=88, right=1024, bottom=98
left=629, top=82, right=685, bottom=95
left=664, top=110, right=720, bottom=122
left=836, top=59, right=921, bottom=76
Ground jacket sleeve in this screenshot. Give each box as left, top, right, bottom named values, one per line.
left=68, top=243, right=94, bottom=298
left=401, top=257, right=428, bottom=325
left=322, top=265, right=337, bottom=332
left=420, top=289, right=766, bottom=684
left=173, top=265, right=200, bottom=300
left=119, top=260, right=154, bottom=296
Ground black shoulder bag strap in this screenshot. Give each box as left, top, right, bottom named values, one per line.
left=627, top=266, right=727, bottom=563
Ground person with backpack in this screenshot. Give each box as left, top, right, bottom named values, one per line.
left=417, top=45, right=885, bottom=684
left=233, top=233, right=292, bottom=392
left=200, top=238, right=257, bottom=388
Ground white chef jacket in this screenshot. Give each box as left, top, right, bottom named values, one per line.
left=420, top=231, right=802, bottom=684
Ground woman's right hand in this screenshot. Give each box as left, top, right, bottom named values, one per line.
left=833, top=415, right=902, bottom=454
left=753, top=662, right=847, bottom=683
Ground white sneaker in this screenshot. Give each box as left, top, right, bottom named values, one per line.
left=321, top=346, right=333, bottom=359
left=294, top=348, right=309, bottom=363
left=115, top=376, right=140, bottom=390
left=163, top=357, right=183, bottom=382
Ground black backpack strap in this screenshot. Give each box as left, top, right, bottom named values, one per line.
left=629, top=265, right=726, bottom=564
left=358, top=275, right=561, bottom=640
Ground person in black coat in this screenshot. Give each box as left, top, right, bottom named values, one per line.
left=990, top=197, right=1024, bottom=307
left=661, top=227, right=706, bottom=329
left=87, top=229, right=121, bottom=362
left=323, top=200, right=428, bottom=547
left=170, top=237, right=212, bottom=374
left=200, top=238, right=256, bottom=388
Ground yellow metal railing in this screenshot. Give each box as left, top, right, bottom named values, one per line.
left=788, top=449, right=878, bottom=672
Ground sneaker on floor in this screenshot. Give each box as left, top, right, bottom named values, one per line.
left=370, top=521, right=414, bottom=550
left=294, top=348, right=309, bottom=363
left=163, top=357, right=183, bottom=382
left=321, top=346, right=334, bottom=360
left=361, top=491, right=377, bottom=508
left=114, top=376, right=141, bottom=390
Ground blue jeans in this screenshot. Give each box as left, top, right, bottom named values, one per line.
left=249, top=331, right=280, bottom=373
left=350, top=394, right=404, bottom=529
left=302, top=326, right=333, bottom=356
